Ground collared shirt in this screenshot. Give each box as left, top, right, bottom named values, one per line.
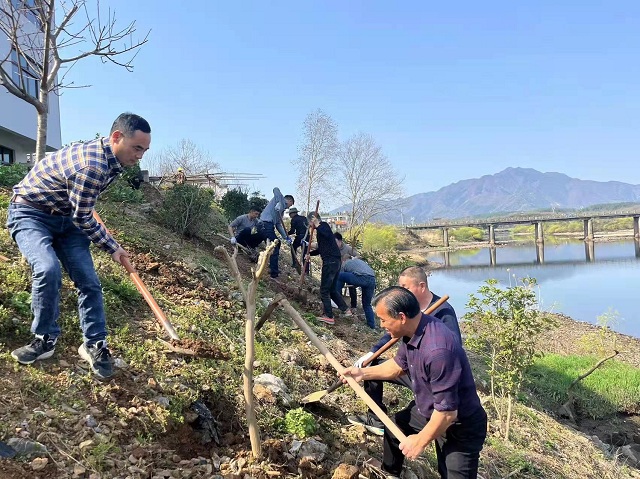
left=230, top=214, right=257, bottom=234
left=259, top=187, right=287, bottom=238
left=394, top=314, right=481, bottom=420
left=371, top=293, right=461, bottom=352
left=342, top=258, right=375, bottom=277
left=13, top=138, right=123, bottom=254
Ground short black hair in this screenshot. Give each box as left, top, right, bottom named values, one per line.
left=372, top=286, right=421, bottom=319
left=284, top=195, right=294, bottom=204
left=307, top=211, right=321, bottom=222
left=399, top=266, right=429, bottom=285
left=334, top=232, right=343, bottom=241
left=249, top=206, right=262, bottom=213
left=111, top=112, right=151, bottom=136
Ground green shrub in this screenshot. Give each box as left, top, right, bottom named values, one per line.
left=0, top=164, right=30, bottom=187
left=101, top=177, right=144, bottom=204
left=464, top=277, right=557, bottom=441
left=361, top=250, right=413, bottom=291
left=219, top=189, right=250, bottom=221
left=283, top=408, right=317, bottom=438
left=361, top=224, right=399, bottom=252
left=157, top=185, right=216, bottom=237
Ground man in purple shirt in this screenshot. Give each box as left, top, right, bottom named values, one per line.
left=7, top=113, right=151, bottom=379
left=343, top=287, right=486, bottom=479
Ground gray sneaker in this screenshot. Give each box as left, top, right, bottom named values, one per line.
left=11, top=334, right=57, bottom=365
left=78, top=341, right=113, bottom=379
left=347, top=414, right=384, bottom=436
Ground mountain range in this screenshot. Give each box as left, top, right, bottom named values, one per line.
left=337, top=168, right=640, bottom=224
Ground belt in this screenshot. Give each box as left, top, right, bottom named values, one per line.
left=11, top=195, right=65, bottom=216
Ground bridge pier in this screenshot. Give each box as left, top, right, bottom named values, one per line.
left=536, top=242, right=545, bottom=264
left=489, top=246, right=496, bottom=266
left=583, top=218, right=594, bottom=241
left=634, top=216, right=640, bottom=239
left=534, top=222, right=544, bottom=244
left=442, top=227, right=449, bottom=247
left=488, top=224, right=496, bottom=246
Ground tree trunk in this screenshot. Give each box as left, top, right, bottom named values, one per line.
left=244, top=281, right=261, bottom=458
left=505, top=394, right=513, bottom=442
left=33, top=106, right=49, bottom=163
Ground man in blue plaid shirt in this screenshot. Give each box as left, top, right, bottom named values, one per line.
left=6, top=113, right=151, bottom=379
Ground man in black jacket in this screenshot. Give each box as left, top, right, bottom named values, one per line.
left=305, top=212, right=352, bottom=325
left=287, top=207, right=308, bottom=270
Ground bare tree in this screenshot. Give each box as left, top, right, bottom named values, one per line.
left=292, top=109, right=339, bottom=213
left=337, top=132, right=404, bottom=242
left=143, top=139, right=220, bottom=177
left=0, top=0, right=149, bottom=161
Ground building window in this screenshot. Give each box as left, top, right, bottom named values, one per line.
left=10, top=48, right=39, bottom=98
left=1, top=146, right=15, bottom=166
left=11, top=0, right=43, bottom=30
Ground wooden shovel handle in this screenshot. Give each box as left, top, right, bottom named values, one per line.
left=92, top=211, right=180, bottom=341
left=324, top=294, right=450, bottom=394
left=279, top=298, right=408, bottom=442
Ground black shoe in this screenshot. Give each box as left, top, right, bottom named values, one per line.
left=78, top=341, right=113, bottom=379
left=347, top=414, right=384, bottom=436
left=11, top=334, right=57, bottom=365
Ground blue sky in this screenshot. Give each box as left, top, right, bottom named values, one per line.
left=59, top=1, right=640, bottom=206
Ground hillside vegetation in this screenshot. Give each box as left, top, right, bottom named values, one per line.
left=0, top=177, right=638, bottom=479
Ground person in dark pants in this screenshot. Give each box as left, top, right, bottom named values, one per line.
left=342, top=287, right=487, bottom=479
left=287, top=207, right=308, bottom=271
left=257, top=188, right=294, bottom=278
left=305, top=212, right=352, bottom=325
left=6, top=112, right=152, bottom=379
left=348, top=266, right=462, bottom=435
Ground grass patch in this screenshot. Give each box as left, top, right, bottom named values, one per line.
left=526, top=354, right=640, bottom=419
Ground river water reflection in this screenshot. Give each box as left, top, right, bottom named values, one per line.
left=426, top=239, right=640, bottom=338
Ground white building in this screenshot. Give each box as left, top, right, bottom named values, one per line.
left=0, top=2, right=61, bottom=166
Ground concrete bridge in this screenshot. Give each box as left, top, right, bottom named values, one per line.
left=406, top=209, right=640, bottom=246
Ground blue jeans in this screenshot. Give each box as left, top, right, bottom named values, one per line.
left=258, top=221, right=280, bottom=277
left=336, top=272, right=376, bottom=328
left=6, top=203, right=107, bottom=345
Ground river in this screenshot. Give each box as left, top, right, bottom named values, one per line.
left=425, top=239, right=640, bottom=338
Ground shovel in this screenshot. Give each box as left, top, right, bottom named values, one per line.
left=300, top=294, right=450, bottom=404
left=92, top=211, right=222, bottom=357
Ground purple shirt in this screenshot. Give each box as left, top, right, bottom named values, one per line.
left=394, top=314, right=481, bottom=419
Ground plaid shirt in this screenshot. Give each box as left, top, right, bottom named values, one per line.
left=13, top=138, right=123, bottom=254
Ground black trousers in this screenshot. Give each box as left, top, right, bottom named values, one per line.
left=236, top=226, right=264, bottom=248
left=320, top=259, right=347, bottom=318
left=383, top=403, right=487, bottom=479
left=291, top=237, right=309, bottom=272
left=364, top=358, right=412, bottom=419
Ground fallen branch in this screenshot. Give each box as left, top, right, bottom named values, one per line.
left=559, top=350, right=620, bottom=422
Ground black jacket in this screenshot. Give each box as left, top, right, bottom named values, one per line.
left=310, top=222, right=341, bottom=261
left=288, top=214, right=308, bottom=240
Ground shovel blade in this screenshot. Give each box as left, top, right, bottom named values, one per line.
left=300, top=389, right=329, bottom=404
